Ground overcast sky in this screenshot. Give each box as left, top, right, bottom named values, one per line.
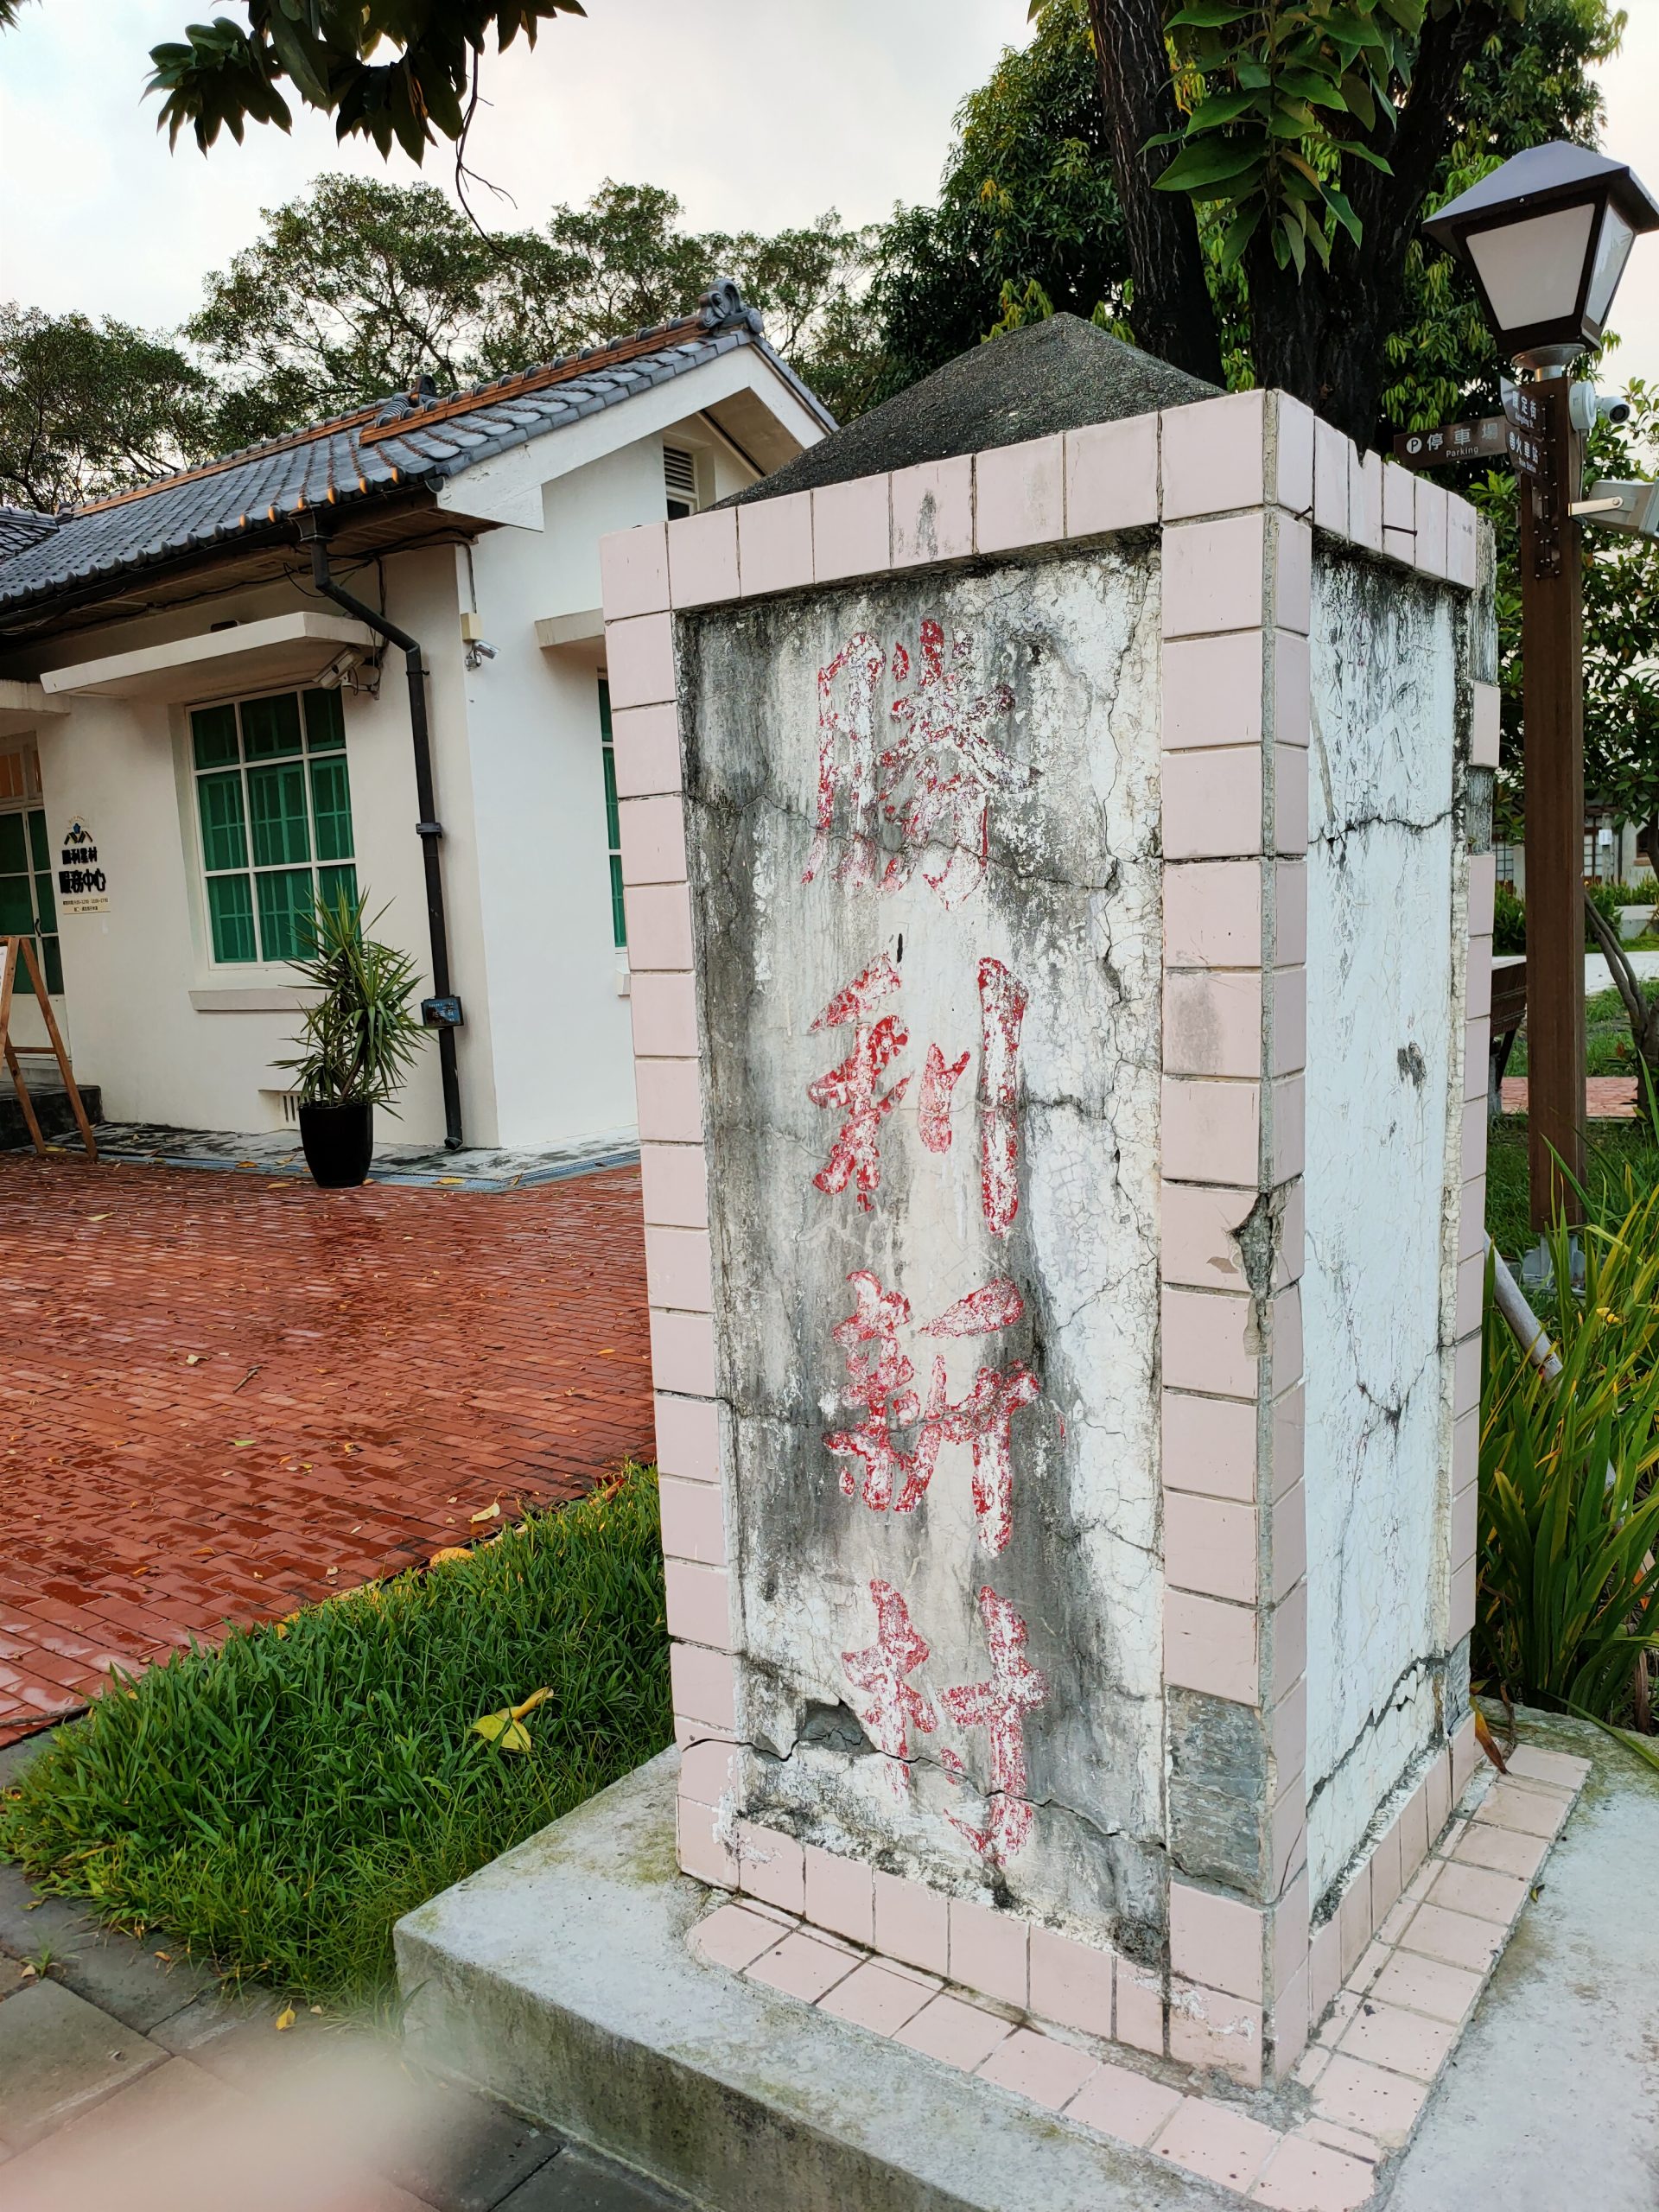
left=3, top=0, right=1657, bottom=400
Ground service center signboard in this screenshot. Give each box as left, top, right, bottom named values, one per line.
left=57, top=818, right=109, bottom=914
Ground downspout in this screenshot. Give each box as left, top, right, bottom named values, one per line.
left=298, top=517, right=464, bottom=1150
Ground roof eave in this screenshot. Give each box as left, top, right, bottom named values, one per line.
left=0, top=483, right=444, bottom=640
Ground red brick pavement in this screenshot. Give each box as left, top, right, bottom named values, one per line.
left=1501, top=1076, right=1639, bottom=1119
left=0, top=1155, right=652, bottom=1745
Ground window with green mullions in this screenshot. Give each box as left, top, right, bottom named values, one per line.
left=0, top=807, right=62, bottom=995
left=191, top=687, right=357, bottom=964
left=598, top=677, right=626, bottom=950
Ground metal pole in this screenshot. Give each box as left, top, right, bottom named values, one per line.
left=302, top=527, right=465, bottom=1152
left=1519, top=378, right=1586, bottom=1232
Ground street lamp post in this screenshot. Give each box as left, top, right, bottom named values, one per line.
left=1424, top=145, right=1659, bottom=1239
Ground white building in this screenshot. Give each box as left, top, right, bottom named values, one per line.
left=0, top=283, right=828, bottom=1152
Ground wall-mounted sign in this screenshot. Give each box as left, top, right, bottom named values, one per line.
left=57, top=819, right=108, bottom=913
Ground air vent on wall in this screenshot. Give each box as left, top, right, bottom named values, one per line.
left=663, top=445, right=699, bottom=510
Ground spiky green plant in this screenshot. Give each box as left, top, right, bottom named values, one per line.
left=278, top=887, right=426, bottom=1111
left=1478, top=1179, right=1659, bottom=1726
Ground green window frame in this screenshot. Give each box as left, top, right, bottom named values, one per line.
left=190, top=686, right=357, bottom=965
left=0, top=806, right=61, bottom=997
left=598, top=677, right=626, bottom=950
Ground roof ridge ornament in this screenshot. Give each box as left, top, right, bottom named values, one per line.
left=699, top=278, right=763, bottom=337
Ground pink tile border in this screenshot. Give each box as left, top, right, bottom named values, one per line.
left=600, top=391, right=1484, bottom=2067
left=679, top=1729, right=1586, bottom=2209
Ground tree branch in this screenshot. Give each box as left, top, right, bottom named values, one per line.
left=1085, top=0, right=1224, bottom=386
left=1347, top=1, right=1503, bottom=281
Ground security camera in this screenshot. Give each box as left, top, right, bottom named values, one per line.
left=1567, top=381, right=1637, bottom=434
left=315, top=648, right=362, bottom=690
left=1572, top=479, right=1659, bottom=538
left=465, top=639, right=497, bottom=669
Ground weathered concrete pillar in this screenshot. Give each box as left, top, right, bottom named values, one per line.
left=601, top=334, right=1492, bottom=2088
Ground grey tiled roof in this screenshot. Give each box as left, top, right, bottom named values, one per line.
left=0, top=506, right=60, bottom=561
left=0, top=284, right=831, bottom=620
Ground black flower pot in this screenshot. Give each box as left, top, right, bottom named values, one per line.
left=298, top=1100, right=375, bottom=1189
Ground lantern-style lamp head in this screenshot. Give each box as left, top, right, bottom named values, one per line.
left=1423, top=142, right=1659, bottom=370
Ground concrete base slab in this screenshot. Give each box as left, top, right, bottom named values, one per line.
left=397, top=1720, right=1653, bottom=2212
left=396, top=1751, right=1248, bottom=2212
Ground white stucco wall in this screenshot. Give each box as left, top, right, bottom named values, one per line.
left=3, top=385, right=796, bottom=1150
left=25, top=565, right=460, bottom=1141
left=461, top=442, right=662, bottom=1150
left=1301, top=550, right=1462, bottom=1902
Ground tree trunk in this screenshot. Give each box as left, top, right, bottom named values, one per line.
left=1088, top=0, right=1504, bottom=447
left=1085, top=0, right=1224, bottom=389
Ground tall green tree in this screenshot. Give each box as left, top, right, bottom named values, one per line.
left=1091, top=0, right=1525, bottom=438
left=859, top=0, right=1620, bottom=435
left=188, top=175, right=868, bottom=445
left=852, top=3, right=1127, bottom=416
left=0, top=305, right=219, bottom=511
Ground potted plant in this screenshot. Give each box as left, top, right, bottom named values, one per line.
left=281, top=890, right=427, bottom=1188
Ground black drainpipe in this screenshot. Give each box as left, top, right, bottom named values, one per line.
left=299, top=518, right=464, bottom=1150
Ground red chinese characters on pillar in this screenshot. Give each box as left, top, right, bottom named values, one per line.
left=824, top=1270, right=1039, bottom=1555
left=841, top=1579, right=938, bottom=1798
left=805, top=958, right=1027, bottom=1230
left=918, top=1042, right=969, bottom=1154
left=881, top=621, right=1021, bottom=909
left=804, top=622, right=1021, bottom=907
left=804, top=632, right=888, bottom=891
left=805, top=957, right=911, bottom=1211
left=940, top=1586, right=1049, bottom=1864
left=798, top=623, right=1048, bottom=1866
left=823, top=1271, right=941, bottom=1515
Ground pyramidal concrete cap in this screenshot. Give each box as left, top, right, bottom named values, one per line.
left=723, top=314, right=1221, bottom=507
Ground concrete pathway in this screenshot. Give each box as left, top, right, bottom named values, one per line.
left=0, top=1734, right=687, bottom=2210
left=67, top=1122, right=640, bottom=1192
left=1387, top=1714, right=1659, bottom=2210
left=1586, top=947, right=1659, bottom=996
left=0, top=1154, right=652, bottom=1744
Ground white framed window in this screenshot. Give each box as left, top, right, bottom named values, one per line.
left=664, top=442, right=701, bottom=520
left=189, top=686, right=356, bottom=964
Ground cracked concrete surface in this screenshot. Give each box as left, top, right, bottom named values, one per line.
left=678, top=550, right=1167, bottom=1943
left=1303, top=555, right=1465, bottom=1902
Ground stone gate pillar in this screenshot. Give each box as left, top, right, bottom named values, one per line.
left=601, top=359, right=1493, bottom=2087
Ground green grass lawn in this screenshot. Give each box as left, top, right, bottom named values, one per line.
left=0, top=1468, right=671, bottom=2010
left=1486, top=1114, right=1659, bottom=1257
left=1507, top=979, right=1659, bottom=1078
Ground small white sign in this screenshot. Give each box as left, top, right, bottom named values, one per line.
left=58, top=818, right=108, bottom=913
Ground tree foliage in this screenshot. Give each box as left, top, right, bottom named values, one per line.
left=145, top=2, right=586, bottom=163
left=0, top=305, right=219, bottom=511
left=860, top=0, right=1619, bottom=433
left=1468, top=384, right=1659, bottom=849
left=186, top=175, right=868, bottom=444
left=0, top=175, right=864, bottom=505
left=850, top=3, right=1127, bottom=416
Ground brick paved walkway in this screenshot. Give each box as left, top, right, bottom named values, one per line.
left=1501, top=1075, right=1639, bottom=1118
left=0, top=1157, right=652, bottom=1745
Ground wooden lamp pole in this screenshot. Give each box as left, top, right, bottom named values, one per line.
left=1421, top=142, right=1659, bottom=1243
left=1519, top=378, right=1586, bottom=1234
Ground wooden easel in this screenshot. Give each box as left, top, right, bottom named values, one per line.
left=0, top=935, right=97, bottom=1160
